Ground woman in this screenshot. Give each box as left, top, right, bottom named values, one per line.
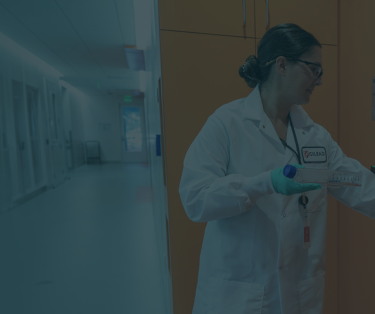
left=178, top=23, right=375, bottom=314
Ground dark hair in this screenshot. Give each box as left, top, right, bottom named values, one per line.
left=239, top=23, right=322, bottom=91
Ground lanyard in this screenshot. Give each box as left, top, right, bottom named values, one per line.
left=278, top=113, right=301, bottom=165
left=280, top=113, right=311, bottom=249
left=278, top=113, right=310, bottom=249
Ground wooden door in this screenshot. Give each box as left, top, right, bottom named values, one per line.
left=338, top=1, right=375, bottom=313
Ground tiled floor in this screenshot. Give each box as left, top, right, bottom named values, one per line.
left=0, top=163, right=168, bottom=314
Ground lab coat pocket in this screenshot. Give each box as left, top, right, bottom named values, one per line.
left=298, top=271, right=325, bottom=314
left=207, top=277, right=264, bottom=314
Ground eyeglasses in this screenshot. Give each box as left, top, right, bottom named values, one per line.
left=265, top=57, right=323, bottom=79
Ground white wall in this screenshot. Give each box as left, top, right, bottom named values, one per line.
left=134, top=0, right=173, bottom=313
left=0, top=31, right=88, bottom=211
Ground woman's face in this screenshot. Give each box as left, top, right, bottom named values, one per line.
left=285, top=46, right=323, bottom=105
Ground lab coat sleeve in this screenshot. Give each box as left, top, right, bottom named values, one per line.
left=327, top=132, right=375, bottom=218
left=179, top=114, right=276, bottom=223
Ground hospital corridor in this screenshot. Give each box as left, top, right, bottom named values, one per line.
left=0, top=0, right=173, bottom=313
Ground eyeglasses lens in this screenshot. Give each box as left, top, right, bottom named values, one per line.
left=311, top=66, right=322, bottom=78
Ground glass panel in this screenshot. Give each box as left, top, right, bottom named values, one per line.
left=122, top=107, right=142, bottom=152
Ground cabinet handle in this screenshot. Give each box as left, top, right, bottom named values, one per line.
left=243, top=0, right=246, bottom=25
left=243, top=0, right=246, bottom=38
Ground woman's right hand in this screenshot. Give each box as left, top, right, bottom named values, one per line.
left=271, top=163, right=322, bottom=196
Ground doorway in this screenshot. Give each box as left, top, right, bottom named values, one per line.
left=119, top=104, right=148, bottom=163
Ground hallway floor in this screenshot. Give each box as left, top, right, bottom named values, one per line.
left=0, top=163, right=169, bottom=314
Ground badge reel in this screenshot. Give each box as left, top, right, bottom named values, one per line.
left=299, top=193, right=310, bottom=249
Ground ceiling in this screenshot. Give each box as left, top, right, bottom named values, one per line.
left=0, top=0, right=141, bottom=98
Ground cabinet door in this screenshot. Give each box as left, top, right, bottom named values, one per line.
left=160, top=30, right=255, bottom=314
left=159, top=0, right=255, bottom=38
left=255, top=0, right=337, bottom=45
left=339, top=3, right=375, bottom=313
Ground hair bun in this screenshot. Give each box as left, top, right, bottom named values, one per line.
left=246, top=55, right=259, bottom=65
left=239, top=55, right=261, bottom=88
left=243, top=55, right=258, bottom=71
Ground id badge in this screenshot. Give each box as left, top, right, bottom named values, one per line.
left=303, top=218, right=310, bottom=249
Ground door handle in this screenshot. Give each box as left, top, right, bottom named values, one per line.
left=242, top=0, right=246, bottom=38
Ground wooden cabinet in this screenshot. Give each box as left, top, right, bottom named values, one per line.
left=255, top=0, right=337, bottom=45
left=159, top=2, right=338, bottom=314
left=159, top=0, right=255, bottom=38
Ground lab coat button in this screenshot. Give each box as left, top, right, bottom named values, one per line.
left=282, top=213, right=286, bottom=217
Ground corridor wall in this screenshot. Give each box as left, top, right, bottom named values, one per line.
left=0, top=31, right=86, bottom=212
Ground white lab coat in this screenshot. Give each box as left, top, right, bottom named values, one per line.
left=178, top=84, right=375, bottom=314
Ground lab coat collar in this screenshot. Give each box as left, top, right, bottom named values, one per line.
left=243, top=84, right=315, bottom=129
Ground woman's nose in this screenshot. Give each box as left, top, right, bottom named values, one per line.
left=315, top=76, right=322, bottom=86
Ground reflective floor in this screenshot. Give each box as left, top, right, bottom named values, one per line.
left=0, top=163, right=167, bottom=314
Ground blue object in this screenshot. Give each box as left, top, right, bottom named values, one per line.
left=271, top=163, right=321, bottom=196
left=156, top=134, right=161, bottom=156
left=283, top=164, right=297, bottom=178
